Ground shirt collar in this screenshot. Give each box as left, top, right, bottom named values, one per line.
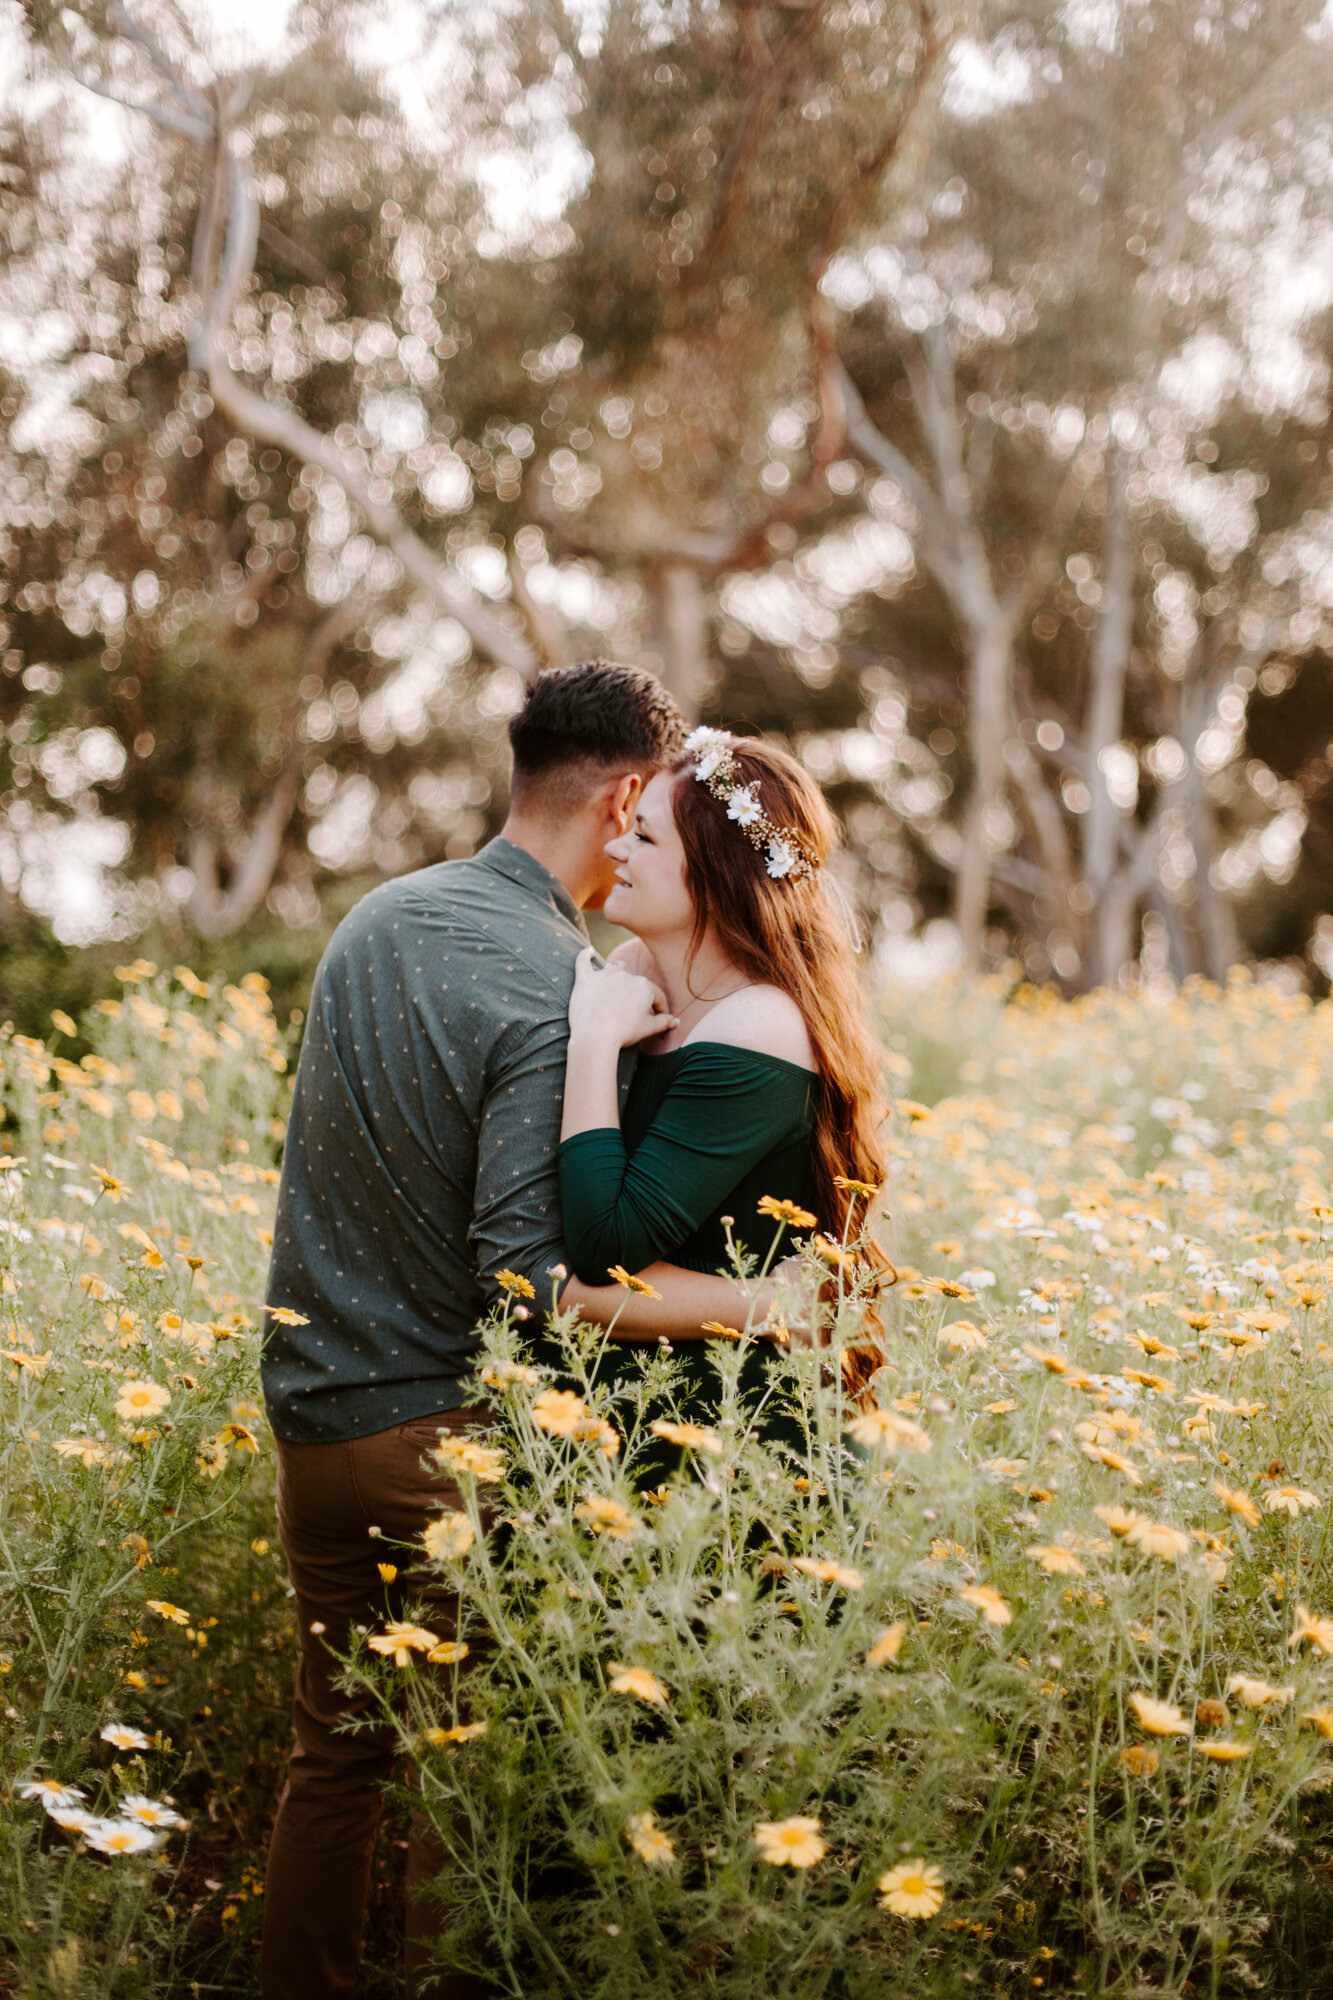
left=476, top=837, right=587, bottom=933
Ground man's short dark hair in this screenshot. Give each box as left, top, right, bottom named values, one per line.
left=507, top=660, right=687, bottom=810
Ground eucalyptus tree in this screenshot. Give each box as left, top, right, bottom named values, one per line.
left=4, top=0, right=950, bottom=951
left=831, top=0, right=1333, bottom=981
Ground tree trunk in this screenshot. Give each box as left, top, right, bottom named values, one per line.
left=186, top=770, right=299, bottom=938
left=1085, top=447, right=1136, bottom=982
left=1006, top=730, right=1082, bottom=970
left=1179, top=677, right=1241, bottom=982
left=647, top=562, right=710, bottom=720
left=955, top=616, right=1011, bottom=965
left=1099, top=804, right=1164, bottom=987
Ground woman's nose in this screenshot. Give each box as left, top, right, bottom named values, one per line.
left=605, top=833, right=629, bottom=860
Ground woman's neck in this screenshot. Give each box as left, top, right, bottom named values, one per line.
left=633, top=923, right=746, bottom=1019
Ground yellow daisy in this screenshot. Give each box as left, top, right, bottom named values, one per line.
left=113, top=1380, right=170, bottom=1422
left=792, top=1557, right=866, bottom=1590
left=650, top=1418, right=723, bottom=1455
left=367, top=1622, right=439, bottom=1667
left=1129, top=1692, right=1191, bottom=1736
left=1226, top=1674, right=1293, bottom=1709
left=1212, top=1483, right=1262, bottom=1530
left=1290, top=1605, right=1333, bottom=1655
left=1026, top=1545, right=1086, bottom=1577
left=606, top=1266, right=662, bottom=1296
left=753, top=1816, right=825, bottom=1868
left=1126, top=1520, right=1191, bottom=1562
left=866, top=1622, right=907, bottom=1666
left=757, top=1195, right=817, bottom=1229
left=607, top=1662, right=669, bottom=1706
left=574, top=1496, right=638, bottom=1541
left=495, top=1269, right=536, bottom=1300
left=958, top=1584, right=1012, bottom=1626
left=878, top=1859, right=945, bottom=1917
left=422, top=1512, right=475, bottom=1562
left=626, top=1811, right=675, bottom=1865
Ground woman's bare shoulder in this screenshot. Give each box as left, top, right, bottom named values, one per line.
left=688, top=984, right=815, bottom=1070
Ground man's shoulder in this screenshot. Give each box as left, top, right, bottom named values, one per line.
left=319, top=853, right=582, bottom=1008
left=327, top=855, right=521, bottom=947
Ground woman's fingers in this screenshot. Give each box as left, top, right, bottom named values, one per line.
left=569, top=947, right=677, bottom=1044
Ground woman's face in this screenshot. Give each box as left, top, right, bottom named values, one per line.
left=602, top=770, right=694, bottom=938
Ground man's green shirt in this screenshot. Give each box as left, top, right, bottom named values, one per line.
left=262, top=839, right=586, bottom=1443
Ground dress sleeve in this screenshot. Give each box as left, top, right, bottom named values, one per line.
left=557, top=1044, right=812, bottom=1283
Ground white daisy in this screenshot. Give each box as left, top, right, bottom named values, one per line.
left=47, top=1806, right=96, bottom=1832
left=100, top=1723, right=152, bottom=1751
left=726, top=785, right=763, bottom=828
left=19, top=1779, right=86, bottom=1807
left=82, top=1818, right=160, bottom=1856
left=119, top=1794, right=187, bottom=1829
left=766, top=839, right=798, bottom=879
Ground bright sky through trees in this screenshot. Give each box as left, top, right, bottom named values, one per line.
left=3, top=0, right=1333, bottom=1006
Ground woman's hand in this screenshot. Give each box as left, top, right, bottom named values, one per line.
left=567, top=946, right=676, bottom=1051
left=606, top=936, right=668, bottom=989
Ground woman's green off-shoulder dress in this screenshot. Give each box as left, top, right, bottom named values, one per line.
left=557, top=1040, right=821, bottom=1428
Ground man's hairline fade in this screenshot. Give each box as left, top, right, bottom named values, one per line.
left=508, top=752, right=657, bottom=818
left=505, top=659, right=688, bottom=815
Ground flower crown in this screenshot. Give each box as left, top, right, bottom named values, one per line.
left=682, top=728, right=820, bottom=883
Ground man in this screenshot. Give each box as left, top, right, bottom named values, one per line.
left=260, top=661, right=770, bottom=1999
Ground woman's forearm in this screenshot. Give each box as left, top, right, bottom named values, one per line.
left=560, top=1263, right=779, bottom=1340
left=560, top=1031, right=624, bottom=1141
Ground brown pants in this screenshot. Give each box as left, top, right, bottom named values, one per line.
left=261, top=1407, right=494, bottom=2000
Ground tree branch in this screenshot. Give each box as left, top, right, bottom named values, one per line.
left=194, top=149, right=539, bottom=676
left=837, top=361, right=963, bottom=595
left=685, top=0, right=829, bottom=292
left=507, top=548, right=568, bottom=672
left=807, top=0, right=939, bottom=300
left=107, top=0, right=213, bottom=129
left=186, top=768, right=299, bottom=938
left=72, top=70, right=211, bottom=141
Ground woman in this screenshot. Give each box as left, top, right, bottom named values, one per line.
left=557, top=728, right=885, bottom=1403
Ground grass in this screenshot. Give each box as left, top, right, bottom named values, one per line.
left=5, top=965, right=1333, bottom=1995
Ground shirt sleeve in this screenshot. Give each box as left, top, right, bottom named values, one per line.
left=557, top=1044, right=812, bottom=1283
left=468, top=1015, right=573, bottom=1307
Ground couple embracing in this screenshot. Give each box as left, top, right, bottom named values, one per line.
left=258, top=660, right=886, bottom=1997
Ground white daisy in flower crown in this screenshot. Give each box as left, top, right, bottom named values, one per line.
left=681, top=727, right=820, bottom=883
left=726, top=785, right=763, bottom=829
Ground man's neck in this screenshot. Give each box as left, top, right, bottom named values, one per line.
left=499, top=813, right=600, bottom=910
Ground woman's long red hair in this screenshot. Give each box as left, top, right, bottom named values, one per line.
left=668, top=739, right=886, bottom=1255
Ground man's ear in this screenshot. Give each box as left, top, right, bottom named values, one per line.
left=607, top=770, right=642, bottom=836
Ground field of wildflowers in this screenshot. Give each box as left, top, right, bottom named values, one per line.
left=7, top=966, right=1333, bottom=1996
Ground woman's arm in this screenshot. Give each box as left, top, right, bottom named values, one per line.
left=560, top=947, right=673, bottom=1142
left=560, top=1262, right=779, bottom=1340
left=559, top=1043, right=813, bottom=1284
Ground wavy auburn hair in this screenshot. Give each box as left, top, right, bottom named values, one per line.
left=668, top=738, right=886, bottom=1248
